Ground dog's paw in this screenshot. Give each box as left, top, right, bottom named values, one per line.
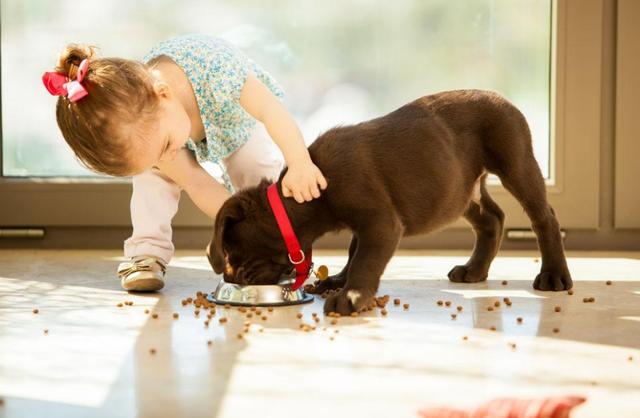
left=448, top=265, right=488, bottom=283
left=311, top=273, right=347, bottom=294
left=533, top=268, right=573, bottom=291
left=323, top=287, right=375, bottom=316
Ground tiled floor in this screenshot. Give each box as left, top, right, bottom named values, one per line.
left=0, top=249, right=639, bottom=418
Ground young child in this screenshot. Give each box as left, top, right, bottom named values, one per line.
left=43, top=33, right=327, bottom=291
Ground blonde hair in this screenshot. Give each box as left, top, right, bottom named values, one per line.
left=53, top=44, right=159, bottom=176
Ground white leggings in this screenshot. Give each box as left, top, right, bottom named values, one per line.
left=123, top=122, right=283, bottom=264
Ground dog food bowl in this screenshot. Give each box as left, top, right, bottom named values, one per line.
left=207, top=277, right=314, bottom=307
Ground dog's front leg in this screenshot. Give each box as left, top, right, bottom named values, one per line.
left=312, top=235, right=357, bottom=294
left=323, top=225, right=402, bottom=315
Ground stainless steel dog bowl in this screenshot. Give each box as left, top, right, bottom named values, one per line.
left=207, top=278, right=314, bottom=307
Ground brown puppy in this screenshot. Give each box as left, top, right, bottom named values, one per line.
left=207, top=90, right=572, bottom=315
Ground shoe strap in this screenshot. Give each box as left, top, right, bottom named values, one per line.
left=118, top=257, right=166, bottom=277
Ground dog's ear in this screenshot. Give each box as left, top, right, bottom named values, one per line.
left=208, top=199, right=246, bottom=274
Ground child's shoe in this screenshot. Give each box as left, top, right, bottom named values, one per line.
left=117, top=255, right=166, bottom=291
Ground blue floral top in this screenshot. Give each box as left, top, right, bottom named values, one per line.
left=143, top=34, right=284, bottom=192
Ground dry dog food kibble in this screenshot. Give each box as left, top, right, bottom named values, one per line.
left=568, top=289, right=574, bottom=295
left=517, top=317, right=523, bottom=324
left=237, top=333, right=243, bottom=339
left=554, top=306, right=562, bottom=312
left=437, top=300, right=444, bottom=306
left=403, top=303, right=410, bottom=310
left=462, top=336, right=468, bottom=341
left=219, top=317, right=227, bottom=324
left=173, top=313, right=179, bottom=319
left=204, top=320, right=209, bottom=327
left=502, top=280, right=508, bottom=285
left=456, top=306, right=463, bottom=312
left=487, top=306, right=494, bottom=312
left=144, top=309, right=150, bottom=314
left=207, top=340, right=213, bottom=346
left=451, top=313, right=457, bottom=320
left=553, top=328, right=560, bottom=333
left=606, top=280, right=612, bottom=285
left=330, top=319, right=338, bottom=325
left=32, top=309, right=39, bottom=314
left=490, top=326, right=496, bottom=331
left=394, top=298, right=401, bottom=305
left=296, top=313, right=303, bottom=319
left=494, top=301, right=500, bottom=307
left=117, top=303, right=123, bottom=308
left=152, top=313, right=158, bottom=319
left=149, top=348, right=156, bottom=355
left=194, top=309, right=200, bottom=315
left=268, top=307, right=274, bottom=312
left=261, top=315, right=267, bottom=321
left=43, top=329, right=49, bottom=335
left=445, top=301, right=452, bottom=307
left=381, top=309, right=388, bottom=316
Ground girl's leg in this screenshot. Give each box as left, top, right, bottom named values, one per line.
left=119, top=167, right=181, bottom=291
left=222, top=122, right=284, bottom=190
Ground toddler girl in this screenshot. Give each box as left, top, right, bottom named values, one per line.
left=43, top=33, right=327, bottom=291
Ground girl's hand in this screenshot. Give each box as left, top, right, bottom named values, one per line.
left=282, top=160, right=328, bottom=203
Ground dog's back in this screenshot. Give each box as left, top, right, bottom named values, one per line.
left=307, top=90, right=529, bottom=235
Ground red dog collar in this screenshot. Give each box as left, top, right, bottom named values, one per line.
left=266, top=183, right=312, bottom=291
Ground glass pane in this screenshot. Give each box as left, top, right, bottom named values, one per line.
left=1, top=0, right=551, bottom=178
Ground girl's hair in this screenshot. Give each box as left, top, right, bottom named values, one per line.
left=54, top=44, right=159, bottom=176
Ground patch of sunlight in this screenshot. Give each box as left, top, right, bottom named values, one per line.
left=619, top=316, right=640, bottom=323
left=442, top=289, right=546, bottom=300
left=0, top=277, right=157, bottom=407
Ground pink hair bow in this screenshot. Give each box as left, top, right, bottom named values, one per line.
left=42, top=59, right=89, bottom=103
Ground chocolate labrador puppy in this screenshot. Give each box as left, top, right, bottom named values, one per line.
left=207, top=90, right=572, bottom=315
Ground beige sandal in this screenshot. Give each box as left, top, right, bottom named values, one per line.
left=117, top=255, right=166, bottom=291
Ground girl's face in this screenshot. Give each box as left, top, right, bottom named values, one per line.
left=128, top=84, right=192, bottom=175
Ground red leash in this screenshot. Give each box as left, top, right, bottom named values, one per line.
left=266, top=183, right=312, bottom=291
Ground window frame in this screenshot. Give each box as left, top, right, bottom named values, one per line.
left=0, top=0, right=603, bottom=231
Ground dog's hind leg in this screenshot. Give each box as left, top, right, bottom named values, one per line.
left=312, top=235, right=357, bottom=294
left=449, top=174, right=505, bottom=283
left=497, top=154, right=572, bottom=291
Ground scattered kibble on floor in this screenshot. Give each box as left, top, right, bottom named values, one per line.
left=32, top=309, right=39, bottom=314
left=149, top=348, right=156, bottom=355
left=553, top=328, right=560, bottom=333
left=173, top=313, right=179, bottom=319
left=554, top=306, right=562, bottom=313
left=517, top=317, right=523, bottom=324
left=152, top=313, right=158, bottom=319
left=606, top=280, right=612, bottom=285
left=502, top=280, right=508, bottom=285
left=403, top=303, right=410, bottom=310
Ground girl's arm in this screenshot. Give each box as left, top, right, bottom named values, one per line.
left=156, top=147, right=231, bottom=219
left=239, top=72, right=327, bottom=203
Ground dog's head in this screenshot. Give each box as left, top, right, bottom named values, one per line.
left=206, top=180, right=295, bottom=286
